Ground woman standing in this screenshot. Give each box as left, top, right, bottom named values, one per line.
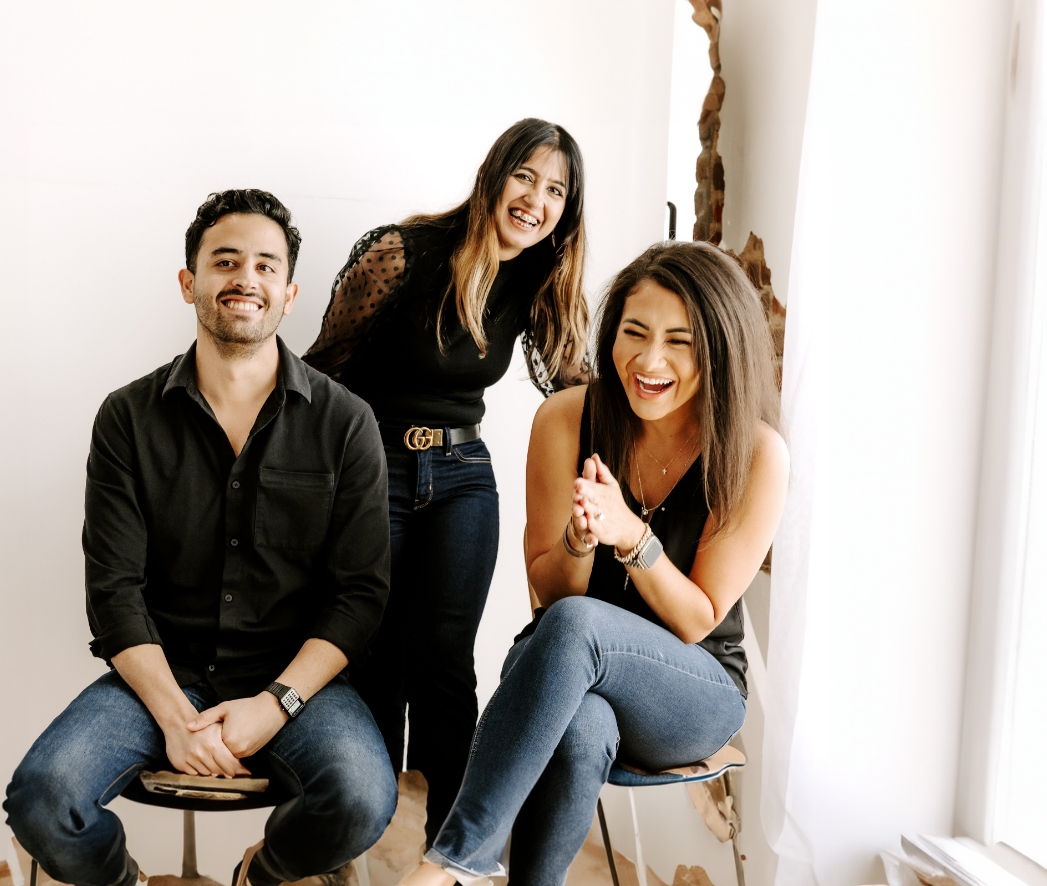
left=303, top=119, right=588, bottom=843
left=399, top=240, right=789, bottom=884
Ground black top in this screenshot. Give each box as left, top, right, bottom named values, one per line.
left=521, top=394, right=747, bottom=697
left=343, top=225, right=540, bottom=425
left=302, top=222, right=573, bottom=426
left=83, top=337, right=391, bottom=700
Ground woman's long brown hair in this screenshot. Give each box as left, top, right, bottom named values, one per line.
left=403, top=118, right=588, bottom=377
left=589, top=241, right=780, bottom=536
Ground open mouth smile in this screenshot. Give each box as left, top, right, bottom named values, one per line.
left=220, top=297, right=262, bottom=313
left=635, top=373, right=675, bottom=396
left=508, top=207, right=540, bottom=231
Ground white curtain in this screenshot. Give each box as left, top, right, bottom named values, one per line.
left=754, top=2, right=1014, bottom=883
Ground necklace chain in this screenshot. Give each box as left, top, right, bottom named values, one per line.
left=642, top=431, right=699, bottom=475
left=634, top=432, right=701, bottom=521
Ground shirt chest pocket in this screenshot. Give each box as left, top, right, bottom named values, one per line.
left=255, top=468, right=336, bottom=551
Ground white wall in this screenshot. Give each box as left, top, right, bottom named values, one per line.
left=0, top=0, right=675, bottom=876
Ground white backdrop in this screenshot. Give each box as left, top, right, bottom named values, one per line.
left=0, top=0, right=676, bottom=876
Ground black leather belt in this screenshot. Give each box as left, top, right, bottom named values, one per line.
left=379, top=423, right=482, bottom=451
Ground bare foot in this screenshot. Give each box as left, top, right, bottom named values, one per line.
left=398, top=860, right=457, bottom=886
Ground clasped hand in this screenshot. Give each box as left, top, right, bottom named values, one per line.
left=165, top=693, right=287, bottom=778
left=571, top=454, right=646, bottom=554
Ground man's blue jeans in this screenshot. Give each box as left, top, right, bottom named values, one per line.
left=4, top=671, right=398, bottom=886
left=424, top=596, right=747, bottom=885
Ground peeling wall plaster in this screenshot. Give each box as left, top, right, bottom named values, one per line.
left=688, top=0, right=786, bottom=392
left=687, top=0, right=786, bottom=588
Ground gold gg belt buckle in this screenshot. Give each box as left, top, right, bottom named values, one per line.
left=404, top=426, right=444, bottom=450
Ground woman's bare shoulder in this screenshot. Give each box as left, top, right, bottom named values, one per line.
left=754, top=420, right=789, bottom=475
left=743, top=421, right=789, bottom=507
left=532, top=384, right=587, bottom=439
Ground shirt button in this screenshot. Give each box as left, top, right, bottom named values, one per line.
left=208, top=665, right=215, bottom=672
left=224, top=594, right=233, bottom=602
left=231, top=481, right=241, bottom=489
left=230, top=538, right=239, bottom=547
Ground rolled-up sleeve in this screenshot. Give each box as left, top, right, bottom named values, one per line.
left=308, top=406, right=390, bottom=664
left=83, top=395, right=161, bottom=662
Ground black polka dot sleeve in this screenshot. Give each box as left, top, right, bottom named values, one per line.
left=303, top=225, right=411, bottom=380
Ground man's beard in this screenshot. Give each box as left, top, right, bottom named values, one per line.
left=196, top=289, right=283, bottom=358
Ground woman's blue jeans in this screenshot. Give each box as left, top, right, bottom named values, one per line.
left=4, top=671, right=398, bottom=886
left=425, top=596, right=746, bottom=885
left=348, top=435, right=499, bottom=846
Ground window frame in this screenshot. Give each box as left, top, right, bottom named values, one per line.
left=956, top=1, right=1047, bottom=874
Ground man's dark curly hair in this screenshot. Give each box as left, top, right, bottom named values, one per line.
left=185, top=189, right=302, bottom=281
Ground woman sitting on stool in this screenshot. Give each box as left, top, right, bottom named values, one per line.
left=399, top=239, right=790, bottom=885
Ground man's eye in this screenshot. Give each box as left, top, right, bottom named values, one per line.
left=259, top=265, right=274, bottom=273
left=216, top=260, right=234, bottom=267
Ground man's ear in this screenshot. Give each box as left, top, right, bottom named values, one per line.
left=178, top=268, right=195, bottom=305
left=282, top=282, right=300, bottom=316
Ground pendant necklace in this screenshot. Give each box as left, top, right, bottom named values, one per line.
left=624, top=433, right=700, bottom=592
left=633, top=432, right=701, bottom=521
left=642, top=430, right=699, bottom=476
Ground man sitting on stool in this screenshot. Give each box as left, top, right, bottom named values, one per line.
left=4, top=189, right=397, bottom=886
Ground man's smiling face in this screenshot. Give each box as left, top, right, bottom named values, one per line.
left=179, top=212, right=298, bottom=352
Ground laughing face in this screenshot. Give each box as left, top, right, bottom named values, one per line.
left=493, top=145, right=568, bottom=260
left=612, top=279, right=701, bottom=422
left=179, top=213, right=298, bottom=354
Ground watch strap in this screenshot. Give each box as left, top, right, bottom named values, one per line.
left=265, top=681, right=304, bottom=718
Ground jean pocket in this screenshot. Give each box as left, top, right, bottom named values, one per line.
left=452, top=440, right=492, bottom=463
left=255, top=468, right=335, bottom=550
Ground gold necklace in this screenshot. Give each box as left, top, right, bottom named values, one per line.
left=633, top=433, right=701, bottom=521
left=642, top=430, right=699, bottom=476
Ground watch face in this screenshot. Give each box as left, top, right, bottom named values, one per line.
left=283, top=689, right=303, bottom=716
left=640, top=535, right=664, bottom=569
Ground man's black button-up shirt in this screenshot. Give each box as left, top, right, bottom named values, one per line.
left=83, top=337, right=390, bottom=700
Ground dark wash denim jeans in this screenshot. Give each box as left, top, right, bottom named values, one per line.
left=348, top=435, right=499, bottom=846
left=4, top=671, right=397, bottom=886
left=424, top=596, right=747, bottom=886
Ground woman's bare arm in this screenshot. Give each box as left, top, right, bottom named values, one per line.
left=524, top=385, right=595, bottom=606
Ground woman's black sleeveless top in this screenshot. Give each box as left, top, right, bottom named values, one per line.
left=579, top=395, right=748, bottom=697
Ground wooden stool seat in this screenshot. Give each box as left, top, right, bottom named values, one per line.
left=126, top=771, right=278, bottom=885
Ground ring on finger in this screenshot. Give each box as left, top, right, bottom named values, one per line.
left=569, top=518, right=595, bottom=550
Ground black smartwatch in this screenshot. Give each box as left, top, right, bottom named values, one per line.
left=265, top=681, right=304, bottom=719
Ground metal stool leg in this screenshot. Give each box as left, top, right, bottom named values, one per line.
left=30, top=858, right=38, bottom=886
left=723, top=771, right=746, bottom=886
left=627, top=787, right=647, bottom=886
left=182, top=809, right=200, bottom=879
left=596, top=798, right=621, bottom=886
left=357, top=851, right=371, bottom=886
